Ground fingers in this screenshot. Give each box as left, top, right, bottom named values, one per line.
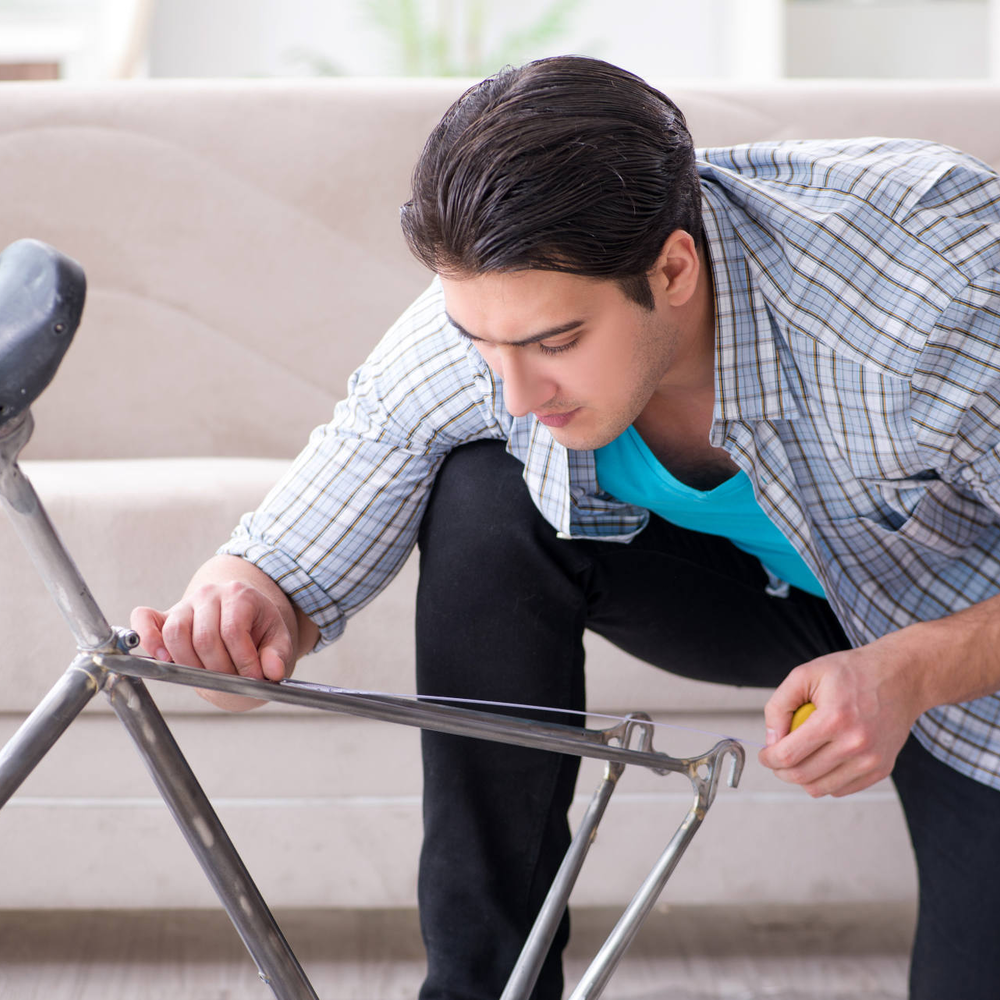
left=130, top=601, right=213, bottom=671
left=164, top=599, right=209, bottom=671
left=764, top=727, right=889, bottom=798
left=217, top=586, right=276, bottom=681
left=769, top=750, right=891, bottom=798
left=129, top=583, right=293, bottom=683
left=129, top=605, right=171, bottom=663
left=758, top=713, right=831, bottom=790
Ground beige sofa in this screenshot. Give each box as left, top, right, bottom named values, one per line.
left=2, top=77, right=998, bottom=913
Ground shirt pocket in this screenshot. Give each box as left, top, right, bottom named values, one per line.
left=855, top=474, right=996, bottom=558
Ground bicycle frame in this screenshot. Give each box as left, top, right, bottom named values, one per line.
left=0, top=241, right=745, bottom=1000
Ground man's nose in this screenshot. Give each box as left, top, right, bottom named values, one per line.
left=495, top=352, right=554, bottom=418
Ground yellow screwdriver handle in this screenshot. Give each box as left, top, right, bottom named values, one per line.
left=790, top=702, right=816, bottom=731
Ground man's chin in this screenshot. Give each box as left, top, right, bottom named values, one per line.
left=541, top=420, right=620, bottom=453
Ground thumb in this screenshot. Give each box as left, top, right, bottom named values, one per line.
left=257, top=619, right=294, bottom=682
left=259, top=643, right=290, bottom=682
left=764, top=668, right=815, bottom=746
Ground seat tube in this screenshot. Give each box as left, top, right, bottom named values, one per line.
left=0, top=411, right=114, bottom=651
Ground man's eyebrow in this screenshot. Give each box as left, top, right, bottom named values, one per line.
left=445, top=313, right=584, bottom=347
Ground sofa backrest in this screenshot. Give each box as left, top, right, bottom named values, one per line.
left=2, top=78, right=998, bottom=460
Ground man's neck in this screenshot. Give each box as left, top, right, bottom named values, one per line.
left=632, top=387, right=736, bottom=491
left=633, top=244, right=734, bottom=490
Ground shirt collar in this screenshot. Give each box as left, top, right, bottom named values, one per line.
left=700, top=175, right=800, bottom=424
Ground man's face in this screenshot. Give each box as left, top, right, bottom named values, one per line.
left=439, top=268, right=685, bottom=451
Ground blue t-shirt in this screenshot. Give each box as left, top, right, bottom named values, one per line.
left=595, top=426, right=825, bottom=598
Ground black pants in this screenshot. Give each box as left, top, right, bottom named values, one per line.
left=415, top=441, right=1000, bottom=1000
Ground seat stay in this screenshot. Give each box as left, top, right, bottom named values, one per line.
left=569, top=788, right=709, bottom=1000
left=501, top=764, right=625, bottom=1000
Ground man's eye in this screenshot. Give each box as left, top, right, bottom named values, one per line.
left=538, top=339, right=578, bottom=356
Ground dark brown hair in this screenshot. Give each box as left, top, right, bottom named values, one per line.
left=400, top=55, right=703, bottom=310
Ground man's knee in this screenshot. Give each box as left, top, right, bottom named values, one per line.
left=418, top=439, right=545, bottom=563
left=416, top=439, right=591, bottom=634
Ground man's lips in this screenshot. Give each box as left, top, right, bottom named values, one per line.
left=534, top=408, right=580, bottom=428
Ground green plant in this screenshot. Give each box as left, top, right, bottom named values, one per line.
left=361, top=0, right=588, bottom=77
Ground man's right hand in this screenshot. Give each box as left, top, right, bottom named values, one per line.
left=130, top=554, right=318, bottom=712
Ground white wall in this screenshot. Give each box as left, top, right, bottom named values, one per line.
left=785, top=0, right=989, bottom=79
left=145, top=0, right=756, bottom=81
left=4, top=0, right=998, bottom=82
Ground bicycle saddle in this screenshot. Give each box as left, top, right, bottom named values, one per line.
left=0, top=239, right=86, bottom=429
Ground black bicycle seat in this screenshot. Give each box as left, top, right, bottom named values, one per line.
left=0, top=239, right=86, bottom=428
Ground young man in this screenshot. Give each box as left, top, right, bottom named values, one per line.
left=132, top=56, right=1000, bottom=999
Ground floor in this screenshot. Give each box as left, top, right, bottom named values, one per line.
left=0, top=903, right=912, bottom=999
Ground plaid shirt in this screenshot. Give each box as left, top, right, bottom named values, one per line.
left=222, top=138, right=1000, bottom=789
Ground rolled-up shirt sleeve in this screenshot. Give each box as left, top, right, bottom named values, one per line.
left=219, top=282, right=505, bottom=649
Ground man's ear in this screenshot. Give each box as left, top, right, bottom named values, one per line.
left=649, top=230, right=700, bottom=307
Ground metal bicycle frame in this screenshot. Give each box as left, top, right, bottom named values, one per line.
left=0, top=406, right=745, bottom=1000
